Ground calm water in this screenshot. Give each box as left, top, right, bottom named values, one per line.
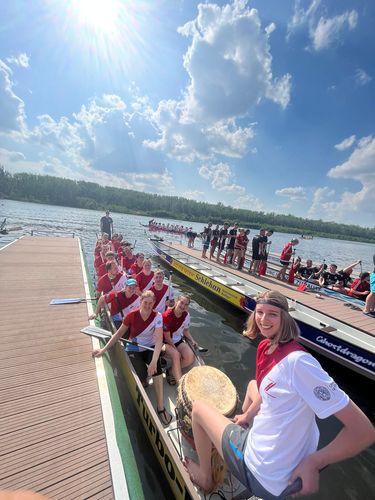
left=1, top=199, right=374, bottom=499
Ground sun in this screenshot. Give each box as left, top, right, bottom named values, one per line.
left=70, top=0, right=121, bottom=32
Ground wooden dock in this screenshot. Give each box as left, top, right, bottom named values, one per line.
left=0, top=236, right=141, bottom=499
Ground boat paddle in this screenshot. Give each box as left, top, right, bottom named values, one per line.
left=50, top=297, right=97, bottom=305
left=81, top=325, right=155, bottom=352
left=184, top=337, right=204, bottom=366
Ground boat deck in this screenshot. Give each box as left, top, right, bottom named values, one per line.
left=0, top=237, right=126, bottom=499
left=169, top=243, right=375, bottom=337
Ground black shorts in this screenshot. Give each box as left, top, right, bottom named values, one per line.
left=252, top=252, right=260, bottom=261
left=280, top=260, right=290, bottom=266
left=127, top=348, right=163, bottom=382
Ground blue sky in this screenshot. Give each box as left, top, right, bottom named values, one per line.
left=0, top=0, right=374, bottom=226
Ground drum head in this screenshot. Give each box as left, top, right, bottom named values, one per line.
left=181, top=366, right=237, bottom=416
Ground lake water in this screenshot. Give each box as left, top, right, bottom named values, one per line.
left=1, top=199, right=374, bottom=499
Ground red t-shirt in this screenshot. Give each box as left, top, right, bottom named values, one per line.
left=130, top=262, right=143, bottom=276
left=234, top=234, right=246, bottom=250
left=97, top=262, right=108, bottom=278
left=280, top=243, right=293, bottom=262
left=256, top=339, right=305, bottom=388
left=123, top=309, right=158, bottom=340
left=96, top=272, right=126, bottom=294
left=150, top=283, right=170, bottom=312
left=136, top=271, right=154, bottom=292
left=112, top=240, right=121, bottom=252
left=105, top=291, right=140, bottom=316
left=121, top=255, right=136, bottom=272
left=94, top=254, right=103, bottom=269
left=350, top=278, right=370, bottom=293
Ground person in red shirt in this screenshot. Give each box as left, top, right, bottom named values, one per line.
left=129, top=253, right=145, bottom=276
left=96, top=251, right=118, bottom=278
left=232, top=228, right=246, bottom=267
left=276, top=238, right=299, bottom=281
left=111, top=234, right=123, bottom=253
left=150, top=270, right=174, bottom=312
left=96, top=261, right=127, bottom=295
left=162, top=295, right=196, bottom=385
left=136, top=259, right=154, bottom=292
left=119, top=244, right=136, bottom=272
left=92, top=290, right=173, bottom=427
left=90, top=278, right=140, bottom=328
left=345, top=272, right=370, bottom=300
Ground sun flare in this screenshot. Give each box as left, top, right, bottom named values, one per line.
left=71, top=0, right=120, bottom=32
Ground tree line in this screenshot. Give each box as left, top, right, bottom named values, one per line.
left=1, top=166, right=374, bottom=243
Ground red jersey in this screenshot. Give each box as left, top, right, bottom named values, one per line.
left=280, top=243, right=293, bottom=262
left=136, top=271, right=154, bottom=292
left=122, top=309, right=163, bottom=352
left=97, top=262, right=108, bottom=278
left=350, top=278, right=370, bottom=293
left=94, top=254, right=103, bottom=269
left=105, top=291, right=140, bottom=317
left=121, top=255, right=136, bottom=272
left=112, top=240, right=121, bottom=252
left=234, top=234, right=246, bottom=250
left=162, top=308, right=190, bottom=343
left=130, top=262, right=143, bottom=276
left=150, top=283, right=173, bottom=313
left=96, top=272, right=127, bottom=294
left=256, top=339, right=305, bottom=388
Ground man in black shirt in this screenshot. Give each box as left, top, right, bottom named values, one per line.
left=216, top=223, right=229, bottom=262
left=248, top=229, right=267, bottom=274
left=295, top=259, right=322, bottom=284
left=201, top=223, right=212, bottom=258
left=100, top=210, right=113, bottom=239
left=225, top=223, right=238, bottom=264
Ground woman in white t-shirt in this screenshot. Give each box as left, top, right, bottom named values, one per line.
left=184, top=290, right=375, bottom=498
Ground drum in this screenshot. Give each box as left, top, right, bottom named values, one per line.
left=176, top=365, right=238, bottom=445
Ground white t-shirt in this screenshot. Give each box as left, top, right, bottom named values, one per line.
left=244, top=350, right=349, bottom=496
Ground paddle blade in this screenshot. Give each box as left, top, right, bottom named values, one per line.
left=50, top=298, right=84, bottom=305
left=81, top=325, right=111, bottom=340
left=197, top=346, right=208, bottom=353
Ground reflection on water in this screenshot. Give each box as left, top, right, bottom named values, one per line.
left=1, top=199, right=374, bottom=499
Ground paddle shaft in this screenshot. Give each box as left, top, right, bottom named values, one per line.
left=82, top=327, right=155, bottom=352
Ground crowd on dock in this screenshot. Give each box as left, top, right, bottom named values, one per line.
left=93, top=212, right=374, bottom=499
left=197, top=222, right=375, bottom=312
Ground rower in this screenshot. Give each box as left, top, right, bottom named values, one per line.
left=151, top=269, right=174, bottom=313
left=162, top=295, right=196, bottom=385
left=96, top=261, right=127, bottom=295
left=90, top=278, right=140, bottom=329
left=92, top=291, right=173, bottom=427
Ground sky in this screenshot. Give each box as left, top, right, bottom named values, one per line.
left=0, top=0, right=374, bottom=227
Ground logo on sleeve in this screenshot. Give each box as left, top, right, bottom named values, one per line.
left=313, top=386, right=331, bottom=401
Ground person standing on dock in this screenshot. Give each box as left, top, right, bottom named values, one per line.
left=184, top=290, right=375, bottom=497
left=224, top=223, right=238, bottom=264
left=216, top=223, right=229, bottom=263
left=100, top=210, right=113, bottom=239
left=276, top=238, right=299, bottom=281
left=201, top=223, right=212, bottom=259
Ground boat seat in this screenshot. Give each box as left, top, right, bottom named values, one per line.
left=320, top=325, right=337, bottom=333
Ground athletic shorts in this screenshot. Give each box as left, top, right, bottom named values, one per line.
left=280, top=259, right=290, bottom=266
left=203, top=241, right=210, bottom=250
left=222, top=423, right=301, bottom=500
left=370, top=273, right=375, bottom=293
left=127, top=349, right=163, bottom=383
left=252, top=252, right=260, bottom=261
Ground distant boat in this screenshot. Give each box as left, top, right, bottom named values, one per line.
left=301, top=234, right=313, bottom=240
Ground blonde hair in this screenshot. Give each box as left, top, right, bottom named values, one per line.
left=154, top=269, right=165, bottom=278
left=141, top=290, right=155, bottom=302
left=143, top=259, right=152, bottom=267
left=243, top=290, right=300, bottom=345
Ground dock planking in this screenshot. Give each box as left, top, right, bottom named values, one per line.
left=0, top=236, right=117, bottom=498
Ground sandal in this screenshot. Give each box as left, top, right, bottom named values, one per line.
left=166, top=370, right=176, bottom=386
left=157, top=407, right=173, bottom=426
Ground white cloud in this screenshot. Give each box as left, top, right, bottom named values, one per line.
left=288, top=3, right=359, bottom=52
left=146, top=1, right=290, bottom=163
left=6, top=53, right=30, bottom=68
left=198, top=162, right=245, bottom=194
left=0, top=60, right=27, bottom=134
left=308, top=136, right=375, bottom=224
left=355, top=68, right=372, bottom=87
left=232, top=194, right=264, bottom=211
left=183, top=190, right=205, bottom=201
left=311, top=10, right=358, bottom=51
left=287, top=0, right=321, bottom=35
left=275, top=186, right=307, bottom=200
left=334, top=135, right=356, bottom=151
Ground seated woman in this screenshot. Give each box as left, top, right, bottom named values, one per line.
left=89, top=278, right=140, bottom=329
left=162, top=295, right=196, bottom=385
left=184, top=290, right=374, bottom=497
left=151, top=269, right=174, bottom=312
left=345, top=272, right=370, bottom=300
left=129, top=253, right=145, bottom=276
left=135, top=259, right=155, bottom=292
left=92, top=290, right=173, bottom=427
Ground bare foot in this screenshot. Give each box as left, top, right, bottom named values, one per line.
left=184, top=457, right=214, bottom=493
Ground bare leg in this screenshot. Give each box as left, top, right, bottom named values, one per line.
left=153, top=374, right=164, bottom=410
left=186, top=400, right=231, bottom=492
left=164, top=345, right=182, bottom=382
left=178, top=342, right=195, bottom=369
left=364, top=292, right=375, bottom=313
